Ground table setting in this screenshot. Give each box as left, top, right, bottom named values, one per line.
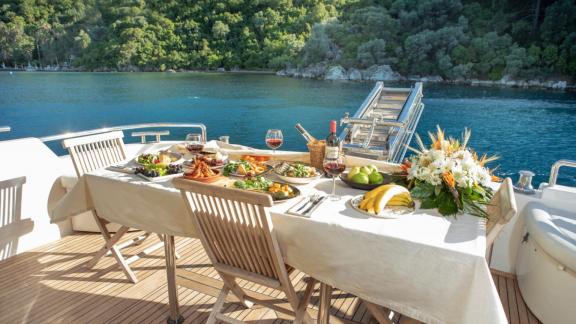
left=48, top=125, right=507, bottom=324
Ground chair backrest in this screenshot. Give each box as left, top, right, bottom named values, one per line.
left=174, top=178, right=286, bottom=282
left=0, top=176, right=26, bottom=260
left=485, top=178, right=517, bottom=257
left=62, top=131, right=127, bottom=177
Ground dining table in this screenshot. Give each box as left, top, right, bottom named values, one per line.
left=49, top=141, right=508, bottom=324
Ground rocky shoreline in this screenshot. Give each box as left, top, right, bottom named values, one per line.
left=276, top=63, right=574, bottom=90
left=4, top=64, right=572, bottom=90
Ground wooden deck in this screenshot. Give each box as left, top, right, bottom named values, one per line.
left=0, top=232, right=540, bottom=323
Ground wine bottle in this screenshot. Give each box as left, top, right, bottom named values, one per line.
left=325, top=120, right=340, bottom=159
left=295, top=123, right=317, bottom=143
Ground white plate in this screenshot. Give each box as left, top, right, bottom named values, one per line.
left=348, top=195, right=414, bottom=219
left=134, top=151, right=183, bottom=166
left=274, top=172, right=322, bottom=184
left=136, top=172, right=183, bottom=182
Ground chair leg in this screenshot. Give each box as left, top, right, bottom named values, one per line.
left=220, top=273, right=254, bottom=309
left=298, top=277, right=317, bottom=312
left=207, top=286, right=230, bottom=324
left=363, top=299, right=392, bottom=324
left=87, top=214, right=137, bottom=283
left=86, top=214, right=129, bottom=268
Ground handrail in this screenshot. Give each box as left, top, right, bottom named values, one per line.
left=388, top=82, right=424, bottom=162
left=548, top=159, right=576, bottom=186
left=39, top=123, right=207, bottom=143
left=0, top=126, right=10, bottom=133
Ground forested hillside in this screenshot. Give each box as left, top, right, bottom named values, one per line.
left=0, top=0, right=574, bottom=81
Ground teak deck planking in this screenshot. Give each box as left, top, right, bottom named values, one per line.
left=0, top=232, right=541, bottom=323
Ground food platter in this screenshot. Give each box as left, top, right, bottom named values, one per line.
left=135, top=151, right=183, bottom=166
left=348, top=195, right=413, bottom=218
left=229, top=177, right=300, bottom=202
left=195, top=151, right=228, bottom=169
left=182, top=160, right=222, bottom=183
left=273, top=162, right=322, bottom=184
left=223, top=159, right=272, bottom=177
left=339, top=172, right=408, bottom=190
left=182, top=169, right=222, bottom=183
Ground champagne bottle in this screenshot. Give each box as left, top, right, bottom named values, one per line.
left=295, top=123, right=317, bottom=143
left=325, top=120, right=340, bottom=159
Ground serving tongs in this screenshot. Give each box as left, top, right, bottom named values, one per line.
left=274, top=161, right=291, bottom=175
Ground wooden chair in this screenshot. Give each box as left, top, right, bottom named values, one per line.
left=0, top=176, right=26, bottom=261
left=174, top=178, right=315, bottom=324
left=485, top=177, right=517, bottom=262
left=62, top=131, right=165, bottom=283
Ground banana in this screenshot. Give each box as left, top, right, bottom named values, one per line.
left=373, top=185, right=410, bottom=214
left=364, top=184, right=396, bottom=199
left=359, top=185, right=411, bottom=214
left=359, top=196, right=374, bottom=210
left=387, top=192, right=414, bottom=207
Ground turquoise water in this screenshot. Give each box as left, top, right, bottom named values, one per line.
left=1, top=72, right=575, bottom=186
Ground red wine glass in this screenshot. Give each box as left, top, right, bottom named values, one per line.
left=323, top=154, right=345, bottom=200
left=265, top=129, right=283, bottom=154
left=186, top=133, right=204, bottom=153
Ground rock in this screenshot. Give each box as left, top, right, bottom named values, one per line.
left=348, top=68, right=362, bottom=81
left=166, top=69, right=176, bottom=73
left=549, top=81, right=567, bottom=89
left=300, top=63, right=326, bottom=79
left=325, top=65, right=347, bottom=80
left=216, top=67, right=226, bottom=72
left=361, top=65, right=402, bottom=81
left=420, top=75, right=443, bottom=82
left=276, top=68, right=298, bottom=77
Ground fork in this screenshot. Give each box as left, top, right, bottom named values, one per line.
left=295, top=193, right=320, bottom=213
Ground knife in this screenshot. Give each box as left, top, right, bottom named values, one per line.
left=295, top=194, right=318, bottom=213
left=301, top=196, right=326, bottom=215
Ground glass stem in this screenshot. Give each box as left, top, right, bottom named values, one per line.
left=332, top=177, right=336, bottom=196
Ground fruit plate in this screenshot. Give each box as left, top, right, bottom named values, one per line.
left=339, top=172, right=408, bottom=190
left=348, top=195, right=414, bottom=219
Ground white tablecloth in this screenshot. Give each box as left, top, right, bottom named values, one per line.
left=49, top=142, right=507, bottom=324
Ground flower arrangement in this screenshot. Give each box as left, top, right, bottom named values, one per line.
left=403, top=126, right=499, bottom=217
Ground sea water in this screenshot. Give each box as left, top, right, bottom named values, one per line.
left=1, top=72, right=574, bottom=186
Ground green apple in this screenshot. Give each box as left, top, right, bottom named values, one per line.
left=360, top=166, right=372, bottom=175
left=369, top=164, right=379, bottom=173
left=348, top=166, right=361, bottom=180
left=352, top=173, right=370, bottom=184
left=368, top=171, right=384, bottom=184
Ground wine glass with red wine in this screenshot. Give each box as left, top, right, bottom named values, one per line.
left=323, top=153, right=345, bottom=200
left=186, top=133, right=204, bottom=153
left=265, top=129, right=283, bottom=154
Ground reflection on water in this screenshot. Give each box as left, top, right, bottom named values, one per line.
left=1, top=72, right=575, bottom=186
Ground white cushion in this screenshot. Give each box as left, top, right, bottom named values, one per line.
left=525, top=201, right=576, bottom=272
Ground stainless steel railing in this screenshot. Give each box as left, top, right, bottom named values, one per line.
left=38, top=123, right=207, bottom=144
left=0, top=126, right=10, bottom=133
left=548, top=160, right=576, bottom=186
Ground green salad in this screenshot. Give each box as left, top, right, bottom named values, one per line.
left=282, top=163, right=318, bottom=178
left=233, top=176, right=271, bottom=190
left=223, top=160, right=252, bottom=176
